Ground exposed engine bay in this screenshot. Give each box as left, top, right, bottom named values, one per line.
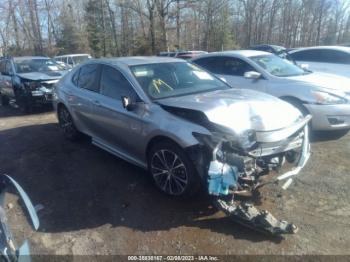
left=188, top=114, right=311, bottom=236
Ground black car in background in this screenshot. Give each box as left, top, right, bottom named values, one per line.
left=248, top=44, right=296, bottom=62
left=0, top=56, right=68, bottom=112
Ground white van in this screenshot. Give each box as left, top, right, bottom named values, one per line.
left=54, top=54, right=92, bottom=67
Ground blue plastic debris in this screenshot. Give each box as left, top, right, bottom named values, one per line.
left=208, top=160, right=238, bottom=196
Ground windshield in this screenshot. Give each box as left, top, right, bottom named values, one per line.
left=72, top=55, right=90, bottom=65
left=251, top=54, right=307, bottom=77
left=130, top=62, right=229, bottom=99
left=14, top=59, right=65, bottom=73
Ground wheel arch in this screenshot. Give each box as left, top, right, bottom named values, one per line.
left=279, top=95, right=310, bottom=115
left=145, top=135, right=184, bottom=159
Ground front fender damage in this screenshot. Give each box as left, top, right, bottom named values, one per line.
left=190, top=118, right=311, bottom=236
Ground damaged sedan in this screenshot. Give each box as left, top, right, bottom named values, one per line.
left=53, top=57, right=311, bottom=235
left=0, top=57, right=68, bottom=112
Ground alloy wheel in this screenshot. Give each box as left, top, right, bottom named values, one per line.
left=59, top=108, right=75, bottom=137
left=151, top=149, right=188, bottom=195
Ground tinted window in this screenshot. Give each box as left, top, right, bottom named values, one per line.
left=290, top=50, right=320, bottom=62
left=320, top=50, right=350, bottom=64
left=78, top=64, right=101, bottom=92
left=100, top=65, right=136, bottom=100
left=291, top=49, right=350, bottom=64
left=194, top=57, right=220, bottom=73
left=220, top=57, right=255, bottom=76
left=195, top=57, right=255, bottom=76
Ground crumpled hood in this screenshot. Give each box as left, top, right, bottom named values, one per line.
left=17, top=71, right=67, bottom=81
left=287, top=72, right=350, bottom=95
left=158, top=89, right=302, bottom=133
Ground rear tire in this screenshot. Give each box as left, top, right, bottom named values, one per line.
left=147, top=140, right=201, bottom=198
left=58, top=106, right=82, bottom=141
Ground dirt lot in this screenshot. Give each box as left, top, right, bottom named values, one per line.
left=0, top=104, right=350, bottom=256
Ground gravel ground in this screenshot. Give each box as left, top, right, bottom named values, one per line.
left=0, top=104, right=349, bottom=257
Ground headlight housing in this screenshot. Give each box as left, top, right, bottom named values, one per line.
left=193, top=128, right=257, bottom=152
left=311, top=91, right=347, bottom=105
left=23, top=81, right=41, bottom=90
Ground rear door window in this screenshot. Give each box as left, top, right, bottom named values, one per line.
left=319, top=50, right=350, bottom=64
left=220, top=57, right=255, bottom=76
left=194, top=57, right=221, bottom=74
left=99, top=65, right=137, bottom=100
left=291, top=49, right=350, bottom=64
left=290, top=50, right=321, bottom=62
left=78, top=64, right=101, bottom=92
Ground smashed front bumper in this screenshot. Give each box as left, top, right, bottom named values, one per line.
left=30, top=80, right=57, bottom=104
left=207, top=116, right=311, bottom=236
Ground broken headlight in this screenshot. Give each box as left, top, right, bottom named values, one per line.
left=193, top=128, right=257, bottom=152
left=236, top=129, right=257, bottom=150
left=23, top=81, right=41, bottom=90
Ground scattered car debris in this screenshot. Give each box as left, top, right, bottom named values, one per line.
left=206, top=125, right=310, bottom=236
left=0, top=174, right=39, bottom=262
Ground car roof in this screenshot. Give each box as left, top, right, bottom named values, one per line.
left=193, top=50, right=270, bottom=60
left=13, top=56, right=49, bottom=61
left=91, top=56, right=185, bottom=66
left=290, top=46, right=350, bottom=53
left=250, top=44, right=286, bottom=50
left=55, top=54, right=90, bottom=58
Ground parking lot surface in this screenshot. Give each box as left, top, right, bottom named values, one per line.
left=0, top=105, right=349, bottom=255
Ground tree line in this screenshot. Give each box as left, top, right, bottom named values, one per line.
left=1, top=0, right=350, bottom=57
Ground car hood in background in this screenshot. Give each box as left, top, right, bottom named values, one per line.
left=158, top=88, right=302, bottom=133
left=286, top=72, right=350, bottom=95
left=17, top=70, right=68, bottom=81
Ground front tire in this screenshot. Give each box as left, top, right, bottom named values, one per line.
left=0, top=94, right=9, bottom=106
left=15, top=90, right=32, bottom=113
left=58, top=106, right=81, bottom=141
left=148, top=141, right=200, bottom=197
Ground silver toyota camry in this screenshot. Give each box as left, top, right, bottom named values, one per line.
left=53, top=57, right=310, bottom=200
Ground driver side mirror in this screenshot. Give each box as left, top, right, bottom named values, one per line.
left=244, top=71, right=261, bottom=80
left=121, top=96, right=135, bottom=111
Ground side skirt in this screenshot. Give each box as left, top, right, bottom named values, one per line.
left=92, top=138, right=147, bottom=169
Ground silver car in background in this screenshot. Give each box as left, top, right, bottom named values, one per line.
left=53, top=57, right=310, bottom=199
left=288, top=46, right=350, bottom=78
left=192, top=51, right=350, bottom=130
